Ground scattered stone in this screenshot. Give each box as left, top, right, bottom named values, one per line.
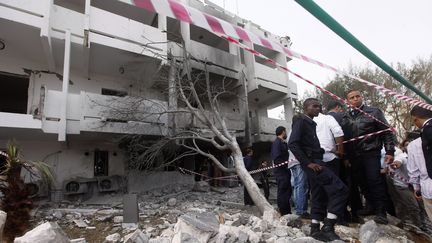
left=70, top=238, right=87, bottom=243
left=73, top=219, right=88, bottom=228
left=14, top=222, right=70, bottom=243
left=291, top=237, right=323, bottom=243
left=53, top=211, right=63, bottom=219
left=104, top=233, right=121, bottom=243
left=124, top=229, right=150, bottom=243
left=167, top=198, right=177, bottom=207
left=113, top=216, right=123, bottom=223
left=280, top=214, right=303, bottom=228
left=96, top=214, right=113, bottom=222
left=174, top=212, right=219, bottom=243
left=172, top=232, right=200, bottom=243
left=359, top=220, right=414, bottom=243
left=273, top=226, right=290, bottom=237
left=192, top=181, right=210, bottom=192
left=335, top=225, right=359, bottom=241
left=85, top=226, right=96, bottom=230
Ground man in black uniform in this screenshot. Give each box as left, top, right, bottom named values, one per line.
left=271, top=126, right=292, bottom=216
left=341, top=89, right=396, bottom=224
left=410, top=105, right=432, bottom=180
left=289, top=98, right=348, bottom=242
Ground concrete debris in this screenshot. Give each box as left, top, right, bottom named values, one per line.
left=104, top=233, right=121, bottom=243
left=167, top=198, right=177, bottom=207
left=70, top=238, right=87, bottom=243
left=73, top=219, right=88, bottom=228
left=359, top=220, right=414, bottom=243
left=14, top=222, right=70, bottom=243
left=123, top=229, right=150, bottom=243
left=26, top=185, right=428, bottom=243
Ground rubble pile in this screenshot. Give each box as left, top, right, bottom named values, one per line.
left=11, top=182, right=430, bottom=243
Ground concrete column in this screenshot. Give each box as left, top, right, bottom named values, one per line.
left=158, top=13, right=167, bottom=31
left=180, top=21, right=190, bottom=50
left=58, top=29, right=71, bottom=142
left=283, top=98, right=294, bottom=128
left=238, top=73, right=251, bottom=147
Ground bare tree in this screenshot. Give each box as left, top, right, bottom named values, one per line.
left=95, top=40, right=277, bottom=216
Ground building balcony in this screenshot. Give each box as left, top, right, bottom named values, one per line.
left=251, top=116, right=290, bottom=142
left=42, top=90, right=168, bottom=136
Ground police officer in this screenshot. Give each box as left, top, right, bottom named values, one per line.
left=341, top=89, right=396, bottom=225
left=289, top=98, right=348, bottom=242
left=271, top=126, right=292, bottom=216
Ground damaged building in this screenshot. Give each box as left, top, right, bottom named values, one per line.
left=0, top=0, right=298, bottom=200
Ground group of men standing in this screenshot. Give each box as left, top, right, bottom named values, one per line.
left=268, top=89, right=432, bottom=242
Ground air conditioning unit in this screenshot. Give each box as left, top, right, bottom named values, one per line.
left=26, top=181, right=49, bottom=198
left=97, top=175, right=123, bottom=192
left=63, top=180, right=89, bottom=195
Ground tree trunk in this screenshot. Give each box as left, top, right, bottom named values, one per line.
left=231, top=144, right=277, bottom=216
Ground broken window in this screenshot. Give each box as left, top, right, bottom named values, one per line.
left=94, top=150, right=109, bottom=176
left=0, top=72, right=29, bottom=114
left=101, top=88, right=127, bottom=97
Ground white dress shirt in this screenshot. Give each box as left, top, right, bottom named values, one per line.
left=313, top=113, right=344, bottom=162
left=407, top=138, right=432, bottom=199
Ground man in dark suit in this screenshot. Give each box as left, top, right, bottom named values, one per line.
left=410, top=105, right=432, bottom=179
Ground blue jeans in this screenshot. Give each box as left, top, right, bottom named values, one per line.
left=290, top=164, right=309, bottom=215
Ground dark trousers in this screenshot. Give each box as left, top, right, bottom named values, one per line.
left=350, top=153, right=389, bottom=214
left=325, top=158, right=340, bottom=177
left=274, top=167, right=292, bottom=215
left=306, top=160, right=349, bottom=221
left=259, top=176, right=270, bottom=200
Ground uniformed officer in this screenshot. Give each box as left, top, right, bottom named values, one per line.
left=271, top=126, right=292, bottom=216
left=288, top=98, right=348, bottom=242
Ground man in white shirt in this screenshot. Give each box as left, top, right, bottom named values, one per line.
left=313, top=113, right=345, bottom=176
left=407, top=137, right=432, bottom=222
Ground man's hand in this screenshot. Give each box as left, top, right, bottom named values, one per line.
left=307, top=163, right=322, bottom=173
left=391, top=161, right=402, bottom=169
left=384, top=155, right=394, bottom=164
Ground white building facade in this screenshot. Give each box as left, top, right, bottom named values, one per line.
left=0, top=0, right=297, bottom=197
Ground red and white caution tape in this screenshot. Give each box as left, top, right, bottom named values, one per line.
left=337, top=128, right=394, bottom=146
left=128, top=0, right=432, bottom=111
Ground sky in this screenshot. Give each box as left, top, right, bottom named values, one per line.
left=209, top=0, right=432, bottom=118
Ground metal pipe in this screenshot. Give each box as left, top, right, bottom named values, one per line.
left=294, top=0, right=432, bottom=104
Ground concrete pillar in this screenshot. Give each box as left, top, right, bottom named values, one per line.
left=180, top=22, right=190, bottom=50
left=58, top=29, right=71, bottom=142
left=283, top=98, right=294, bottom=128
left=158, top=13, right=167, bottom=31
left=238, top=73, right=251, bottom=147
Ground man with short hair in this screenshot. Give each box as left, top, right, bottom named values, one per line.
left=341, top=89, right=396, bottom=224
left=409, top=105, right=432, bottom=220
left=327, top=100, right=344, bottom=124
left=271, top=126, right=292, bottom=216
left=289, top=98, right=348, bottom=241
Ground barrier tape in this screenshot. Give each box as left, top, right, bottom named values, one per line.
left=128, top=0, right=432, bottom=111
left=337, top=128, right=394, bottom=146
left=218, top=33, right=396, bottom=134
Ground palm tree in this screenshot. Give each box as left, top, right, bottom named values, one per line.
left=0, top=142, right=53, bottom=243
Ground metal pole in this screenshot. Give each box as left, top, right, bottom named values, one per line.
left=294, top=0, right=432, bottom=104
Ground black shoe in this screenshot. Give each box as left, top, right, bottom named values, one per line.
left=319, top=218, right=342, bottom=242
left=310, top=223, right=321, bottom=237
left=337, top=217, right=349, bottom=226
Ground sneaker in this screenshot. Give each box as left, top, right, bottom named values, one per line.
left=310, top=223, right=321, bottom=237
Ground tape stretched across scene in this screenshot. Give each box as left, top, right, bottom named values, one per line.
left=129, top=0, right=432, bottom=111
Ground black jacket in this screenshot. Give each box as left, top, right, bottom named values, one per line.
left=421, top=119, right=432, bottom=178
left=341, top=105, right=396, bottom=157
left=288, top=114, right=324, bottom=167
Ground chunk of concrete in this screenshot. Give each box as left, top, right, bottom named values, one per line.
left=174, top=212, right=219, bottom=243
left=123, top=229, right=149, bottom=243
left=104, top=233, right=121, bottom=243
left=123, top=194, right=139, bottom=224
left=14, top=222, right=70, bottom=243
